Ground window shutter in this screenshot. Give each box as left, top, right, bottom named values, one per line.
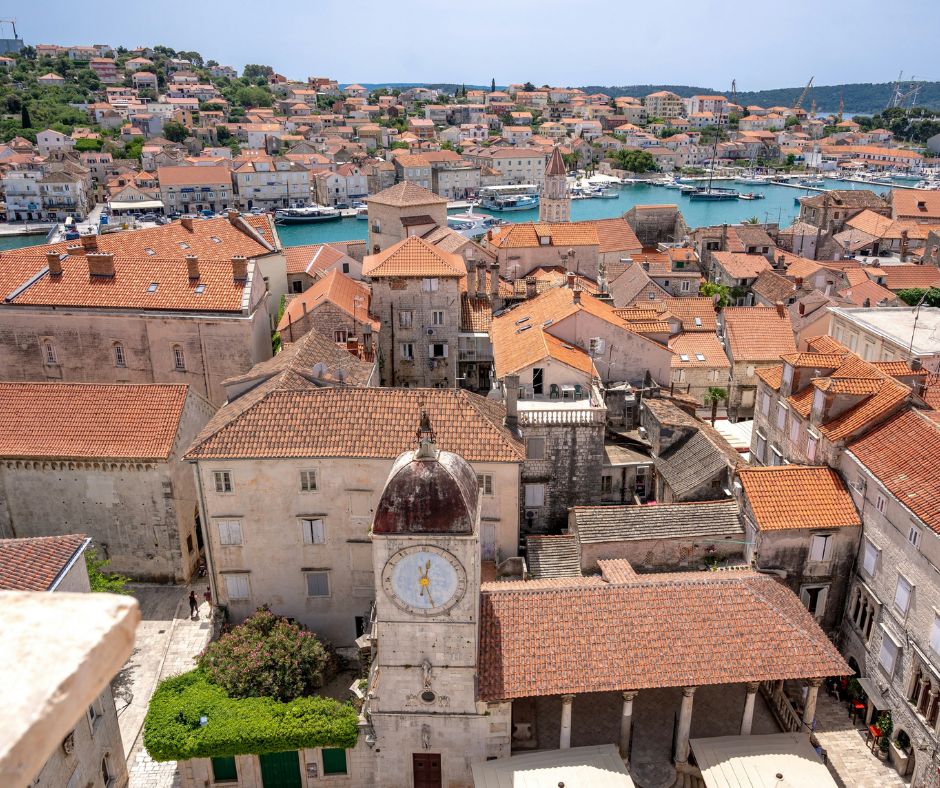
left=862, top=541, right=877, bottom=575
left=931, top=618, right=940, bottom=654
left=816, top=586, right=829, bottom=617
left=306, top=571, right=330, bottom=596
left=442, top=344, right=449, bottom=358
left=809, top=536, right=825, bottom=562
left=428, top=344, right=435, bottom=359
left=895, top=577, right=912, bottom=613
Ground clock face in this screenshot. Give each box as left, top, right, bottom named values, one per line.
left=382, top=545, right=467, bottom=615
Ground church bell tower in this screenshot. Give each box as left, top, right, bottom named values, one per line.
left=538, top=146, right=570, bottom=223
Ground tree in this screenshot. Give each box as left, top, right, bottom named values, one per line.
left=612, top=148, right=658, bottom=173
left=215, top=125, right=232, bottom=144
left=162, top=120, right=189, bottom=143
left=897, top=287, right=940, bottom=308
left=490, top=78, right=495, bottom=93
left=523, top=81, right=535, bottom=92
left=20, top=104, right=31, bottom=130
left=704, top=387, right=728, bottom=426
left=243, top=64, right=273, bottom=80
left=198, top=607, right=336, bottom=702
left=700, top=281, right=731, bottom=308
left=85, top=548, right=131, bottom=594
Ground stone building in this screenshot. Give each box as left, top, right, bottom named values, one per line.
left=186, top=386, right=523, bottom=647
left=798, top=190, right=890, bottom=236
left=0, top=383, right=214, bottom=582
left=364, top=181, right=448, bottom=254
left=624, top=204, right=689, bottom=247
left=0, top=217, right=279, bottom=406
left=667, top=332, right=731, bottom=408
left=363, top=235, right=466, bottom=388
left=838, top=409, right=940, bottom=787
left=738, top=465, right=861, bottom=635
left=0, top=534, right=128, bottom=788
left=538, top=147, right=570, bottom=223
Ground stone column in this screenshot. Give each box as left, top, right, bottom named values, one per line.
left=559, top=694, right=575, bottom=749
left=740, top=682, right=760, bottom=735
left=917, top=679, right=931, bottom=714
left=802, top=679, right=821, bottom=731
left=619, top=691, right=638, bottom=760
left=675, top=686, right=697, bottom=764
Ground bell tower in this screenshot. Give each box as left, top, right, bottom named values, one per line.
left=539, top=146, right=570, bottom=223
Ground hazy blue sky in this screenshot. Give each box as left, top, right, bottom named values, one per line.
left=12, top=0, right=940, bottom=90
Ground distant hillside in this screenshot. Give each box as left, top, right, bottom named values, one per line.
left=577, top=82, right=940, bottom=114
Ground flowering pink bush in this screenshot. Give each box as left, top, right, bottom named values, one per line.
left=198, top=607, right=336, bottom=702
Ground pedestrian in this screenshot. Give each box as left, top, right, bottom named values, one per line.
left=188, top=590, right=198, bottom=618
left=204, top=585, right=212, bottom=611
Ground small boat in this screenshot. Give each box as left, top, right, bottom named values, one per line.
left=595, top=187, right=619, bottom=198
left=689, top=187, right=738, bottom=201
left=446, top=209, right=502, bottom=238
left=355, top=206, right=369, bottom=220
left=274, top=205, right=342, bottom=224
left=738, top=192, right=765, bottom=200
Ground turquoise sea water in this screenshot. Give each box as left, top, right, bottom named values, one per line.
left=0, top=178, right=890, bottom=252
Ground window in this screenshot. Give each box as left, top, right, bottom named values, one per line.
left=862, top=539, right=879, bottom=576
left=894, top=575, right=913, bottom=616
left=87, top=696, right=103, bottom=730
left=300, top=470, right=318, bottom=492
left=218, top=520, right=242, bottom=546
left=322, top=748, right=347, bottom=776
left=525, top=483, right=546, bottom=507
left=476, top=474, right=493, bottom=496
left=876, top=493, right=887, bottom=514
left=809, top=534, right=832, bottom=562
left=432, top=310, right=445, bottom=326
left=878, top=630, right=900, bottom=674
left=42, top=339, right=58, bottom=365
left=789, top=419, right=800, bottom=444
left=422, top=277, right=439, bottom=292
left=102, top=754, right=115, bottom=787
left=112, top=343, right=126, bottom=367
left=806, top=432, right=818, bottom=462
left=681, top=280, right=691, bottom=292
left=760, top=392, right=771, bottom=416
left=429, top=342, right=448, bottom=359
left=213, top=471, right=233, bottom=493
left=173, top=344, right=186, bottom=371
left=601, top=475, right=613, bottom=494
left=755, top=432, right=767, bottom=463
left=399, top=310, right=413, bottom=328
left=212, top=756, right=238, bottom=783
left=305, top=570, right=330, bottom=597
left=909, top=525, right=922, bottom=549
left=532, top=367, right=544, bottom=395
left=802, top=585, right=829, bottom=618
left=224, top=574, right=250, bottom=600
left=334, top=329, right=348, bottom=343
left=401, top=342, right=414, bottom=360
left=776, top=403, right=788, bottom=430
left=745, top=364, right=755, bottom=378
left=526, top=437, right=545, bottom=459
left=301, top=518, right=325, bottom=544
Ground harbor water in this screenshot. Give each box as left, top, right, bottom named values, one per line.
left=0, top=178, right=891, bottom=252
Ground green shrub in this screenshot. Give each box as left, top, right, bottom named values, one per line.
left=143, top=669, right=359, bottom=761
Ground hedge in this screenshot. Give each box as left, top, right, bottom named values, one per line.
left=143, top=669, right=359, bottom=761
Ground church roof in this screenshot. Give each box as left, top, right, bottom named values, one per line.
left=545, top=146, right=566, bottom=177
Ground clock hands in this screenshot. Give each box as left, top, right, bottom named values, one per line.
left=418, top=559, right=435, bottom=607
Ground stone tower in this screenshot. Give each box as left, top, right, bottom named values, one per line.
left=538, top=146, right=570, bottom=223
left=367, top=415, right=510, bottom=786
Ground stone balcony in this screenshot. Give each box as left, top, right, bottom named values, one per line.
left=516, top=384, right=608, bottom=425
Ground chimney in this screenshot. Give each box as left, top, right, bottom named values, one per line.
left=87, top=252, right=115, bottom=278
left=573, top=288, right=582, bottom=304
left=227, top=209, right=240, bottom=225
left=231, top=255, right=248, bottom=281
left=181, top=217, right=194, bottom=231
left=911, top=358, right=923, bottom=372
left=566, top=271, right=576, bottom=289
left=863, top=298, right=871, bottom=308
left=80, top=233, right=98, bottom=252
left=66, top=243, right=84, bottom=257
left=795, top=277, right=803, bottom=287
left=46, top=252, right=63, bottom=276
left=641, top=261, right=650, bottom=272
left=490, top=262, right=500, bottom=303
left=775, top=301, right=785, bottom=317
left=798, top=302, right=805, bottom=316
left=899, top=229, right=909, bottom=263
left=186, top=254, right=200, bottom=280
left=504, top=373, right=519, bottom=432
left=776, top=254, right=785, bottom=269
left=525, top=276, right=537, bottom=299
left=476, top=261, right=485, bottom=297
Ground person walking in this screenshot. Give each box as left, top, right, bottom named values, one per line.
left=188, top=590, right=198, bottom=619
left=203, top=586, right=212, bottom=612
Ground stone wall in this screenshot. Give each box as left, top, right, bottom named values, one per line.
left=366, top=201, right=448, bottom=253
left=278, top=301, right=372, bottom=348
left=625, top=206, right=689, bottom=247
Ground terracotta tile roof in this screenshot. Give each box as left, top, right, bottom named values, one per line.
left=572, top=500, right=742, bottom=543
left=877, top=265, right=940, bottom=291
left=892, top=189, right=940, bottom=221
left=712, top=252, right=772, bottom=280
left=739, top=466, right=860, bottom=531
left=628, top=320, right=672, bottom=334
left=722, top=307, right=797, bottom=362
left=488, top=222, right=599, bottom=250
left=756, top=365, right=783, bottom=389
left=663, top=297, right=718, bottom=332
left=806, top=335, right=849, bottom=355
left=156, top=165, right=232, bottom=186
left=364, top=181, right=447, bottom=207
left=525, top=535, right=581, bottom=579
left=669, top=333, right=730, bottom=368
left=478, top=568, right=848, bottom=700
left=0, top=383, right=189, bottom=460
left=779, top=352, right=847, bottom=369
left=277, top=269, right=374, bottom=331
left=0, top=535, right=89, bottom=591
left=845, top=209, right=895, bottom=238
left=582, top=217, right=642, bottom=255
left=7, top=255, right=251, bottom=312
left=872, top=360, right=927, bottom=377
left=849, top=409, right=940, bottom=532
left=838, top=278, right=897, bottom=307
left=751, top=269, right=796, bottom=305
left=186, top=387, right=524, bottom=462
left=460, top=295, right=493, bottom=332
left=362, top=235, right=465, bottom=278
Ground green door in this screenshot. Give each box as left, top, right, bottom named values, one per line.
left=259, top=751, right=302, bottom=788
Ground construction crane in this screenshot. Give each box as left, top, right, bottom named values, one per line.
left=792, top=76, right=814, bottom=110
left=0, top=18, right=18, bottom=38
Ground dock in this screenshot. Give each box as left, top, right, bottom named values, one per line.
left=0, top=223, right=55, bottom=238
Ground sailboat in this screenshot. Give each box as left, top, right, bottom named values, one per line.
left=689, top=139, right=738, bottom=201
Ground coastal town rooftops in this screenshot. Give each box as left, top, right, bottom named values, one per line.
left=488, top=222, right=599, bottom=249
left=799, top=189, right=888, bottom=210
left=711, top=252, right=773, bottom=280
left=364, top=180, right=447, bottom=207
left=186, top=387, right=524, bottom=462
left=277, top=269, right=376, bottom=332
left=721, top=306, right=797, bottom=362
left=478, top=564, right=849, bottom=700
left=738, top=466, right=861, bottom=531
left=892, top=189, right=940, bottom=221
left=828, top=306, right=940, bottom=357
left=156, top=165, right=232, bottom=186
left=362, top=235, right=465, bottom=278
left=0, top=383, right=190, bottom=461
left=0, top=535, right=90, bottom=592
left=571, top=500, right=742, bottom=543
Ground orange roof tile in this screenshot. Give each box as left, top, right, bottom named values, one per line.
left=277, top=269, right=374, bottom=332
left=663, top=297, right=718, bottom=332
left=488, top=222, right=599, bottom=250
left=362, top=235, right=465, bottom=278
left=0, top=535, right=89, bottom=592
left=669, top=333, right=731, bottom=368
left=739, top=466, right=861, bottom=531
left=364, top=181, right=447, bottom=207
left=712, top=252, right=772, bottom=280
left=722, top=307, right=797, bottom=362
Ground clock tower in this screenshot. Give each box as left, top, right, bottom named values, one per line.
left=367, top=414, right=507, bottom=787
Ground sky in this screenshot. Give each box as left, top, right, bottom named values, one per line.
left=11, top=0, right=940, bottom=90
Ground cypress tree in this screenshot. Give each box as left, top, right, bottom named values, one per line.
left=21, top=104, right=31, bottom=130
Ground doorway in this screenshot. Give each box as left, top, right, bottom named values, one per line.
left=259, top=751, right=301, bottom=788
left=412, top=753, right=441, bottom=788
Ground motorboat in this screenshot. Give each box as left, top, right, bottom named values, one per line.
left=738, top=192, right=765, bottom=200
left=274, top=205, right=342, bottom=224
left=480, top=185, right=540, bottom=211
left=446, top=209, right=504, bottom=238
left=355, top=205, right=369, bottom=220
left=689, top=187, right=738, bottom=201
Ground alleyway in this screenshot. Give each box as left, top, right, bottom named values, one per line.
left=814, top=691, right=909, bottom=788
left=114, top=583, right=214, bottom=788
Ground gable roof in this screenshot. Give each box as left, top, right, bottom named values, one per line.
left=0, top=535, right=89, bottom=592
left=572, top=500, right=742, bottom=543
left=739, top=466, right=861, bottom=531
left=712, top=252, right=773, bottom=280
left=364, top=181, right=447, bottom=207
left=525, top=535, right=581, bottom=579
left=0, top=383, right=190, bottom=460
left=488, top=222, right=599, bottom=250
left=362, top=235, right=465, bottom=278
left=277, top=269, right=374, bottom=332
left=722, top=307, right=797, bottom=362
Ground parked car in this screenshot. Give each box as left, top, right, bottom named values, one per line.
left=138, top=213, right=158, bottom=222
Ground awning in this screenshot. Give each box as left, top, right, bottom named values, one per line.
left=691, top=733, right=837, bottom=788
left=857, top=677, right=890, bottom=710
left=108, top=200, right=164, bottom=212
left=471, top=744, right=634, bottom=787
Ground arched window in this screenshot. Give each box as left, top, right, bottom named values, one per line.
left=112, top=342, right=126, bottom=368
left=172, top=345, right=185, bottom=371
left=41, top=339, right=58, bottom=365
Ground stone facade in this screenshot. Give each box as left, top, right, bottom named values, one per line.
left=365, top=193, right=448, bottom=254
left=278, top=299, right=375, bottom=349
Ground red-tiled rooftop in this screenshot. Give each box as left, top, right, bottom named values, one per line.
left=0, top=535, right=89, bottom=592
left=739, top=466, right=861, bottom=531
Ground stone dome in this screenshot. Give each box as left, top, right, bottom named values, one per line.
left=373, top=418, right=478, bottom=535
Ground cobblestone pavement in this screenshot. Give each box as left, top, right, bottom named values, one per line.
left=118, top=582, right=214, bottom=787
left=814, top=691, right=909, bottom=788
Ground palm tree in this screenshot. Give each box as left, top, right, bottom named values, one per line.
left=704, top=387, right=728, bottom=425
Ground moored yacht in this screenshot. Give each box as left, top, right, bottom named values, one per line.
left=274, top=205, right=342, bottom=224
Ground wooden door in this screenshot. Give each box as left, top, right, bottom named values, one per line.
left=259, top=750, right=302, bottom=788
left=412, top=753, right=442, bottom=788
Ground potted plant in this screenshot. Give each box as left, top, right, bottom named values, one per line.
left=889, top=729, right=912, bottom=776
left=876, top=711, right=893, bottom=761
